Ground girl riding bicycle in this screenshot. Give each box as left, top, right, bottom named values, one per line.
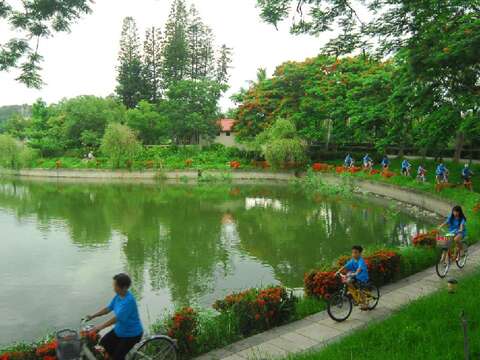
left=439, top=205, right=467, bottom=262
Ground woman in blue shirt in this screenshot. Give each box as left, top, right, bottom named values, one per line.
left=86, top=274, right=143, bottom=360
left=439, top=205, right=467, bottom=259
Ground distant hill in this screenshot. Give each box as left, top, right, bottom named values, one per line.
left=0, top=104, right=32, bottom=123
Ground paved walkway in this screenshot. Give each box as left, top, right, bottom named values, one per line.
left=196, top=244, right=480, bottom=360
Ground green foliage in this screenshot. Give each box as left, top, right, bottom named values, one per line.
left=258, top=118, right=306, bottom=168
left=161, top=80, right=226, bottom=144
left=116, top=17, right=145, bottom=109
left=126, top=101, right=168, bottom=145
left=0, top=134, right=37, bottom=169
left=0, top=0, right=92, bottom=87
left=100, top=123, right=141, bottom=168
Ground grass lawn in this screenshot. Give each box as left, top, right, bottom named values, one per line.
left=288, top=270, right=480, bottom=360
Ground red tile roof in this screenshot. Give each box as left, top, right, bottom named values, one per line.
left=218, top=119, right=236, bottom=132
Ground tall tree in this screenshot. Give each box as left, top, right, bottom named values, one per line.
left=161, top=0, right=190, bottom=87
left=116, top=17, right=145, bottom=109
left=0, top=0, right=92, bottom=88
left=216, top=45, right=233, bottom=84
left=143, top=26, right=163, bottom=102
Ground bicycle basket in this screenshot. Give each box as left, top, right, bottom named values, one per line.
left=55, top=329, right=82, bottom=360
left=436, top=236, right=452, bottom=249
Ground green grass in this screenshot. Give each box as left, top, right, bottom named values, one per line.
left=287, top=270, right=480, bottom=360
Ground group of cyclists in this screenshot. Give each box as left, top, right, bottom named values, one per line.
left=343, top=153, right=475, bottom=190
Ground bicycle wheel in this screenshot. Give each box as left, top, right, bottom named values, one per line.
left=132, top=336, right=177, bottom=360
left=435, top=251, right=450, bottom=278
left=456, top=244, right=469, bottom=269
left=364, top=284, right=380, bottom=310
left=327, top=292, right=353, bottom=322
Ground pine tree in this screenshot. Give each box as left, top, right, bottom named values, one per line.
left=216, top=44, right=233, bottom=85
left=143, top=26, right=163, bottom=102
left=116, top=17, right=145, bottom=109
left=187, top=5, right=215, bottom=80
left=161, top=0, right=190, bottom=87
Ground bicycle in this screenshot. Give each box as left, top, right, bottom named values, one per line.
left=55, top=319, right=177, bottom=360
left=435, top=232, right=469, bottom=278
left=327, top=274, right=380, bottom=322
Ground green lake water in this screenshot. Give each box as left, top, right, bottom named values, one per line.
left=0, top=178, right=432, bottom=345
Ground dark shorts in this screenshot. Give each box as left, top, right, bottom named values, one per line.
left=100, top=330, right=142, bottom=360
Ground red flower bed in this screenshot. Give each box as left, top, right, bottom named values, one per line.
left=312, top=163, right=331, bottom=172
left=412, top=230, right=439, bottom=247
left=349, top=166, right=362, bottom=174
left=166, top=307, right=198, bottom=355
left=369, top=169, right=380, bottom=175
left=213, top=286, right=296, bottom=336
left=382, top=170, right=395, bottom=178
left=230, top=160, right=241, bottom=169
left=36, top=341, right=57, bottom=358
left=305, top=250, right=401, bottom=299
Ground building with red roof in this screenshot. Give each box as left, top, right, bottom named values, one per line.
left=215, top=118, right=237, bottom=147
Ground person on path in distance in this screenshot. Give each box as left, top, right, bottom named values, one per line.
left=86, top=274, right=143, bottom=360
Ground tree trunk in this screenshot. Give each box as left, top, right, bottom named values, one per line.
left=453, top=131, right=465, bottom=163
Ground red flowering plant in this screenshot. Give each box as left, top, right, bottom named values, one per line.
left=230, top=161, right=241, bottom=169
left=35, top=340, right=57, bottom=360
left=305, top=250, right=402, bottom=299
left=369, top=169, right=380, bottom=175
left=381, top=170, right=395, bottom=178
left=213, top=286, right=296, bottom=336
left=412, top=230, right=439, bottom=247
left=312, top=163, right=332, bottom=172
left=304, top=271, right=339, bottom=300
left=165, top=307, right=198, bottom=355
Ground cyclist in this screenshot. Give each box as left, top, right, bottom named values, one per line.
left=439, top=205, right=467, bottom=262
left=381, top=156, right=390, bottom=170
left=436, top=163, right=447, bottom=183
left=85, top=274, right=143, bottom=360
left=417, top=165, right=427, bottom=182
left=344, top=153, right=354, bottom=168
left=363, top=154, right=373, bottom=171
left=401, top=159, right=411, bottom=176
left=462, top=164, right=474, bottom=191
left=335, top=245, right=369, bottom=311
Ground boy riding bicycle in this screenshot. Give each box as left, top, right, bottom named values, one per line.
left=335, top=245, right=369, bottom=310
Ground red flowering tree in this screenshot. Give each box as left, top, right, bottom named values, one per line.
left=166, top=307, right=198, bottom=355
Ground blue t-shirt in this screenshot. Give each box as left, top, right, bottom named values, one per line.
left=436, top=164, right=445, bottom=175
left=462, top=168, right=472, bottom=178
left=345, top=257, right=369, bottom=283
left=401, top=160, right=410, bottom=169
left=381, top=158, right=389, bottom=166
left=108, top=291, right=143, bottom=338
left=447, top=215, right=467, bottom=236
left=363, top=155, right=372, bottom=164
left=344, top=155, right=352, bottom=165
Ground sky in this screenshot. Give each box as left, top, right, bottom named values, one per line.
left=0, top=0, right=335, bottom=110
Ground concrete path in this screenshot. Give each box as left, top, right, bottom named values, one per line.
left=196, top=244, right=480, bottom=360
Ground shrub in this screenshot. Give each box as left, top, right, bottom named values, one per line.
left=166, top=307, right=198, bottom=355
left=230, top=160, right=240, bottom=169
left=412, top=230, right=439, bottom=247
left=312, top=163, right=332, bottom=172
left=304, top=271, right=338, bottom=299
left=213, top=286, right=297, bottom=336
left=100, top=123, right=141, bottom=168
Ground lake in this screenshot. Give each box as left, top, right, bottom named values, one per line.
left=0, top=178, right=432, bottom=345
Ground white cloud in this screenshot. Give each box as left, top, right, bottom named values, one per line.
left=0, top=0, right=331, bottom=110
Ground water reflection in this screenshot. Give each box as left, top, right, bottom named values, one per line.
left=0, top=179, right=431, bottom=345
